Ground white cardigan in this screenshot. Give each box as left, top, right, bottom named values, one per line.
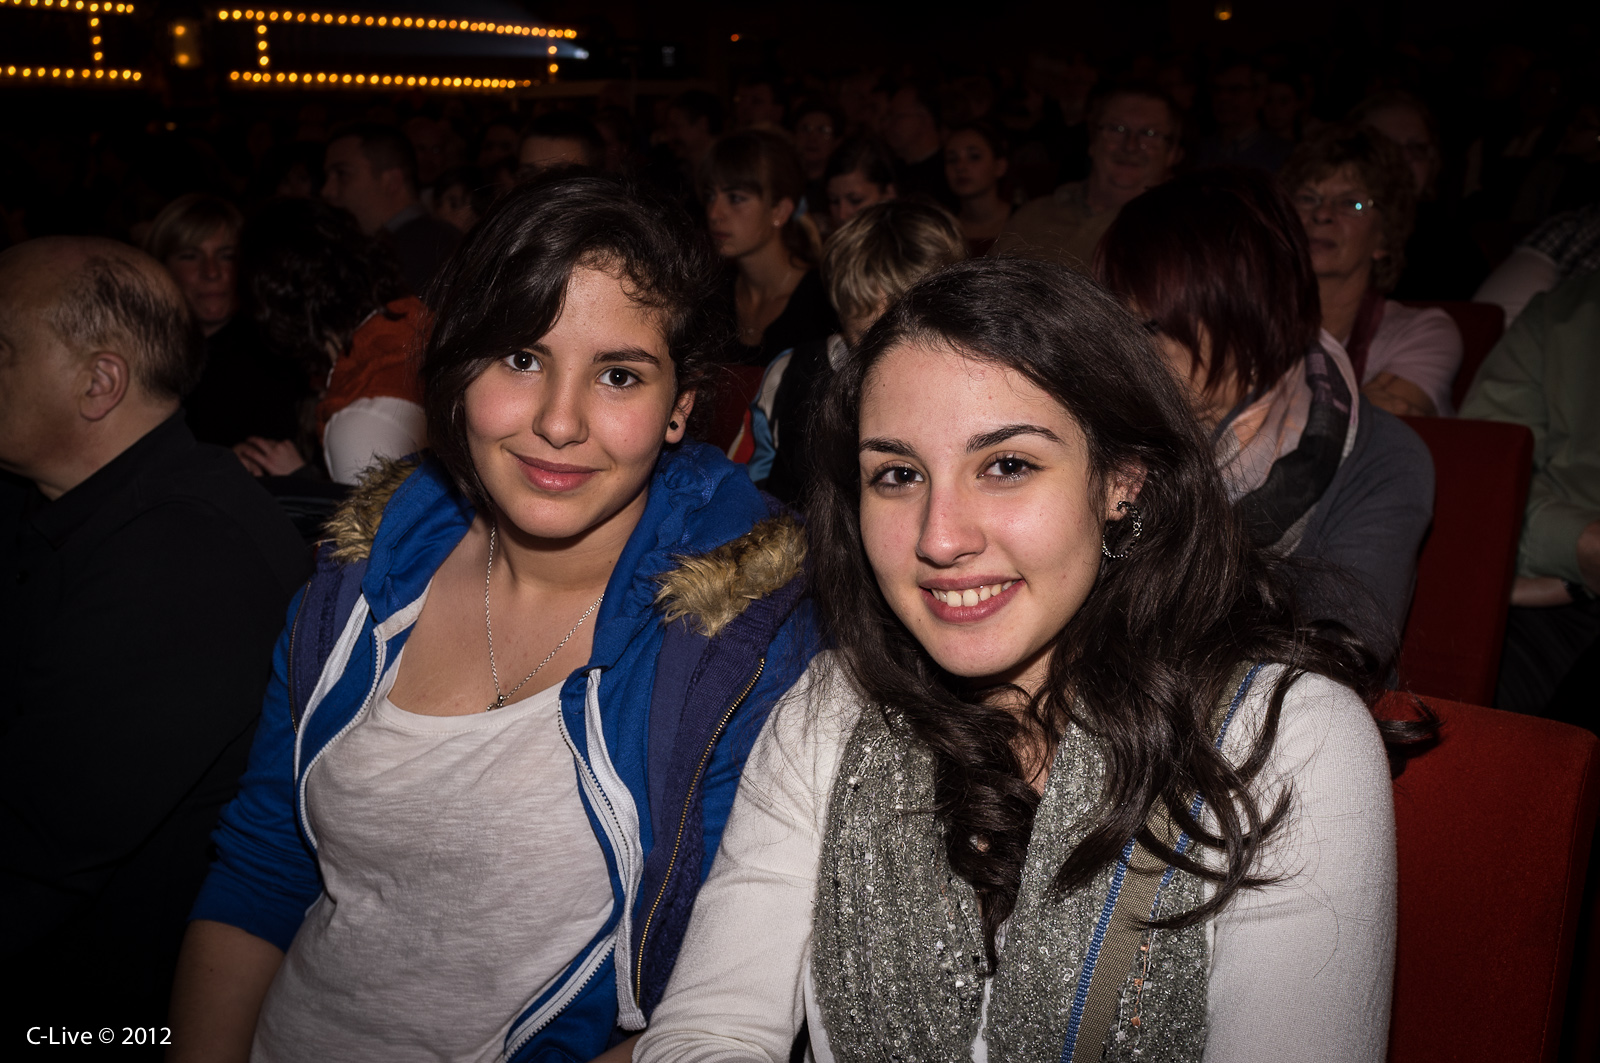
left=636, top=659, right=1396, bottom=1063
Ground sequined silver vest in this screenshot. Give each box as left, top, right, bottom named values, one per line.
left=811, top=707, right=1212, bottom=1063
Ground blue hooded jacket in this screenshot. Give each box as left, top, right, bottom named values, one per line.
left=191, top=443, right=817, bottom=1061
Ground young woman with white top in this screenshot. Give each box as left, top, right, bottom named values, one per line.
left=634, top=258, right=1411, bottom=1063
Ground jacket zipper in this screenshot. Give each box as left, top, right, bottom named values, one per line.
left=632, top=656, right=766, bottom=1005
left=286, top=583, right=311, bottom=734
left=504, top=934, right=616, bottom=1059
left=296, top=628, right=385, bottom=849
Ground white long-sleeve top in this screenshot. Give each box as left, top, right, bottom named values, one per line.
left=637, top=659, right=1396, bottom=1063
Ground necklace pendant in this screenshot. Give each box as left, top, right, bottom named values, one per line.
left=488, top=693, right=508, bottom=712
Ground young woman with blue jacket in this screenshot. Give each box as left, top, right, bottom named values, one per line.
left=169, top=172, right=817, bottom=1063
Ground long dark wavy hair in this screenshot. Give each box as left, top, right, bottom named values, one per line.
left=809, top=257, right=1397, bottom=965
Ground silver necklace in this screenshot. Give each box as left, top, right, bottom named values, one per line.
left=483, top=524, right=603, bottom=712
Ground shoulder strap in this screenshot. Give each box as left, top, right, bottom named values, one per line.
left=1066, top=662, right=1264, bottom=1063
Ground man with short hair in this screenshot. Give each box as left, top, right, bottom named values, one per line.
left=0, top=237, right=309, bottom=1029
left=733, top=77, right=787, bottom=130
left=517, top=112, right=605, bottom=179
left=323, top=122, right=460, bottom=295
left=662, top=90, right=722, bottom=169
left=884, top=81, right=957, bottom=210
left=994, top=85, right=1184, bottom=269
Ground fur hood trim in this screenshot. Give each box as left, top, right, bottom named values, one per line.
left=324, top=458, right=806, bottom=635
left=323, top=457, right=421, bottom=564
left=654, top=515, right=807, bottom=638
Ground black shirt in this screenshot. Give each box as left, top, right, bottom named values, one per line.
left=0, top=414, right=310, bottom=1029
left=729, top=268, right=841, bottom=368
left=383, top=204, right=461, bottom=298
left=184, top=315, right=312, bottom=448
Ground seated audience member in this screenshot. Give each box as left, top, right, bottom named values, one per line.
left=477, top=121, right=520, bottom=168
left=1461, top=269, right=1600, bottom=724
left=638, top=258, right=1399, bottom=1063
left=235, top=198, right=424, bottom=485
left=884, top=80, right=958, bottom=210
left=994, top=84, right=1183, bottom=270
left=323, top=122, right=461, bottom=297
left=431, top=165, right=486, bottom=233
left=944, top=122, right=1012, bottom=256
left=1262, top=68, right=1311, bottom=145
left=0, top=238, right=309, bottom=1031
left=825, top=135, right=898, bottom=228
left=145, top=193, right=309, bottom=448
left=792, top=102, right=844, bottom=226
left=517, top=112, right=606, bottom=179
left=658, top=90, right=723, bottom=191
left=1100, top=167, right=1434, bottom=659
left=1353, top=91, right=1490, bottom=301
left=1282, top=125, right=1463, bottom=416
left=748, top=200, right=965, bottom=502
left=1192, top=59, right=1293, bottom=172
left=706, top=130, right=840, bottom=367
left=1475, top=202, right=1600, bottom=323
left=403, top=116, right=451, bottom=191
left=734, top=76, right=788, bottom=131
left=169, top=171, right=817, bottom=1063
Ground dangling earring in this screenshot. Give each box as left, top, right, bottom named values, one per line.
left=1101, top=500, right=1143, bottom=560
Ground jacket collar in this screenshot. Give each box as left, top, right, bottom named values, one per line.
left=356, top=442, right=773, bottom=667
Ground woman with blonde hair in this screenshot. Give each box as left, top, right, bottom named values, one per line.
left=146, top=193, right=308, bottom=448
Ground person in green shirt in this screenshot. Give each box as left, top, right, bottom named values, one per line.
left=1461, top=267, right=1600, bottom=723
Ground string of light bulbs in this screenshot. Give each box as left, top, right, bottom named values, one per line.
left=228, top=69, right=543, bottom=91
left=214, top=8, right=577, bottom=38
left=1, top=65, right=143, bottom=81
left=3, top=1, right=134, bottom=11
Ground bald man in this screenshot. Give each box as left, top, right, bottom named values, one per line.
left=0, top=238, right=308, bottom=1031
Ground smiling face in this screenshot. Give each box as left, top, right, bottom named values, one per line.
left=1295, top=164, right=1386, bottom=284
left=857, top=341, right=1136, bottom=693
left=944, top=129, right=1007, bottom=199
left=705, top=185, right=788, bottom=259
left=163, top=226, right=238, bottom=334
left=463, top=265, right=692, bottom=547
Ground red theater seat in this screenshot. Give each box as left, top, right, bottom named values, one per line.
left=1400, top=300, right=1506, bottom=410
left=1383, top=693, right=1600, bottom=1063
left=1397, top=417, right=1533, bottom=706
left=700, top=364, right=766, bottom=456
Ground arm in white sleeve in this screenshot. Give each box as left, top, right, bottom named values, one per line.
left=1203, top=670, right=1397, bottom=1063
left=322, top=396, right=427, bottom=485
left=636, top=660, right=856, bottom=1063
left=1475, top=246, right=1560, bottom=325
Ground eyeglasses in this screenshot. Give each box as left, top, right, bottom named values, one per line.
left=1097, top=122, right=1175, bottom=150
left=1292, top=191, right=1378, bottom=219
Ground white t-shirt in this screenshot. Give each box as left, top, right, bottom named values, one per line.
left=637, top=657, right=1396, bottom=1063
left=253, top=662, right=612, bottom=1062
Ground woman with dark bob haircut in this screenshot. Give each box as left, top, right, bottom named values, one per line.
left=170, top=170, right=820, bottom=1063
left=1098, top=167, right=1434, bottom=662
left=638, top=258, right=1406, bottom=1063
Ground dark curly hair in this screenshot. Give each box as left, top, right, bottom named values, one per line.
left=1279, top=122, right=1417, bottom=292
left=239, top=197, right=406, bottom=377
left=809, top=257, right=1403, bottom=964
left=421, top=169, right=729, bottom=511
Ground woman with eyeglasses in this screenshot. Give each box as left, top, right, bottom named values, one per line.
left=1280, top=124, right=1464, bottom=417
left=1099, top=166, right=1434, bottom=662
